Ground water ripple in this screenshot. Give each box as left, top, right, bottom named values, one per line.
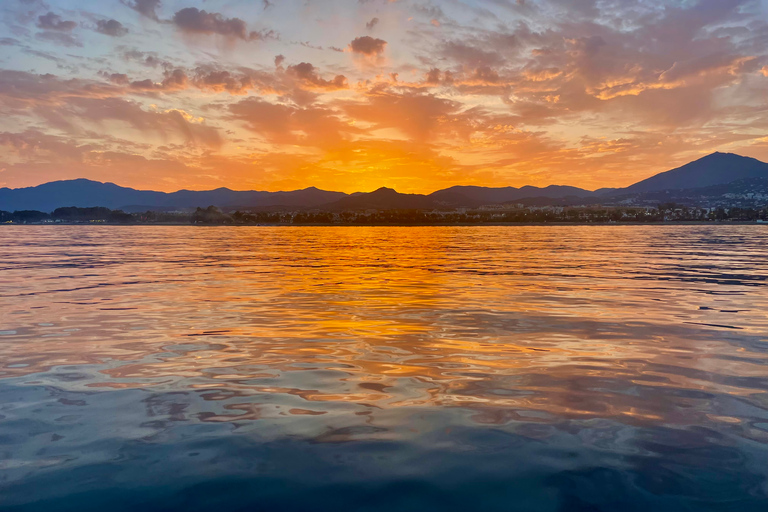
left=1, top=225, right=767, bottom=510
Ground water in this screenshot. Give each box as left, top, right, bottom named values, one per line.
left=1, top=226, right=767, bottom=511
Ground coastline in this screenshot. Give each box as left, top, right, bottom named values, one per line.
left=2, top=221, right=766, bottom=227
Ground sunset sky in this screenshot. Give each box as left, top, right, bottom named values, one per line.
left=1, top=0, right=767, bottom=193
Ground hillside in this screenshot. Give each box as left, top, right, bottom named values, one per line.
left=623, top=152, right=768, bottom=193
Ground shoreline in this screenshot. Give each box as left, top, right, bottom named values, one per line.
left=2, top=221, right=766, bottom=227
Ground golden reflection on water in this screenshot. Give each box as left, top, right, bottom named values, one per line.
left=1, top=226, right=767, bottom=433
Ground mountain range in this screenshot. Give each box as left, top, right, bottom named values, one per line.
left=1, top=152, right=766, bottom=212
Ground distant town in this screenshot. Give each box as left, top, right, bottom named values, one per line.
left=3, top=203, right=767, bottom=225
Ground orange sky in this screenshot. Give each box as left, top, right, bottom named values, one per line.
left=1, top=0, right=767, bottom=193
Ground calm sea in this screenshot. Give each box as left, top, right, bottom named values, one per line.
left=1, top=226, right=767, bottom=511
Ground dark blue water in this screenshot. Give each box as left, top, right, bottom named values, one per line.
left=1, top=226, right=767, bottom=511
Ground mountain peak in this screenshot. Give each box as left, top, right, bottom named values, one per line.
left=371, top=187, right=398, bottom=194
left=700, top=151, right=754, bottom=161
left=705, top=151, right=735, bottom=158
left=625, top=152, right=768, bottom=193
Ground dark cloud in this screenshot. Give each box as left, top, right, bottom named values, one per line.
left=348, top=36, right=387, bottom=56
left=121, top=50, right=172, bottom=69
left=172, top=8, right=276, bottom=42
left=190, top=67, right=267, bottom=95
left=425, top=68, right=442, bottom=84
left=249, top=29, right=279, bottom=42
left=105, top=63, right=288, bottom=98
left=286, top=62, right=347, bottom=90
left=366, top=17, right=379, bottom=30
left=121, top=0, right=161, bottom=21
left=95, top=19, right=128, bottom=37
left=297, top=41, right=323, bottom=50
left=129, top=68, right=189, bottom=92
left=423, top=68, right=455, bottom=86
left=124, top=65, right=281, bottom=96
left=95, top=71, right=129, bottom=85
left=173, top=8, right=246, bottom=39
left=36, top=12, right=77, bottom=31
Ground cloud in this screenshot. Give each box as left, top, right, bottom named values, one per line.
left=0, top=71, right=220, bottom=148
left=658, top=54, right=758, bottom=83
left=340, top=90, right=475, bottom=142
left=286, top=62, right=347, bottom=90
left=0, top=130, right=93, bottom=163
left=228, top=97, right=358, bottom=148
left=250, top=29, right=279, bottom=42
left=190, top=67, right=273, bottom=95
left=36, top=12, right=77, bottom=31
left=121, top=49, right=171, bottom=69
left=171, top=7, right=276, bottom=42
left=348, top=36, right=387, bottom=56
left=0, top=71, right=112, bottom=110
left=470, top=66, right=501, bottom=84
left=35, top=31, right=82, bottom=47
left=366, top=17, right=379, bottom=30
left=121, top=0, right=161, bottom=21
left=129, top=68, right=189, bottom=92
left=68, top=97, right=222, bottom=148
left=172, top=8, right=246, bottom=39
left=424, top=68, right=454, bottom=85
left=107, top=73, right=130, bottom=85
left=95, top=19, right=129, bottom=37
left=441, top=41, right=504, bottom=68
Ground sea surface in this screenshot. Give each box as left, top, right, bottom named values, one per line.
left=1, top=226, right=767, bottom=511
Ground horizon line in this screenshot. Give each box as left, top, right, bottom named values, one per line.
left=1, top=178, right=607, bottom=196
left=0, top=151, right=755, bottom=196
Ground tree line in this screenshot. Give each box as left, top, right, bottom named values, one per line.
left=0, top=207, right=133, bottom=223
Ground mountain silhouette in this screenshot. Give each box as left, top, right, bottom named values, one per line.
left=0, top=180, right=346, bottom=212
left=430, top=185, right=602, bottom=205
left=1, top=152, right=766, bottom=212
left=623, top=152, right=768, bottom=193
left=324, top=187, right=453, bottom=211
